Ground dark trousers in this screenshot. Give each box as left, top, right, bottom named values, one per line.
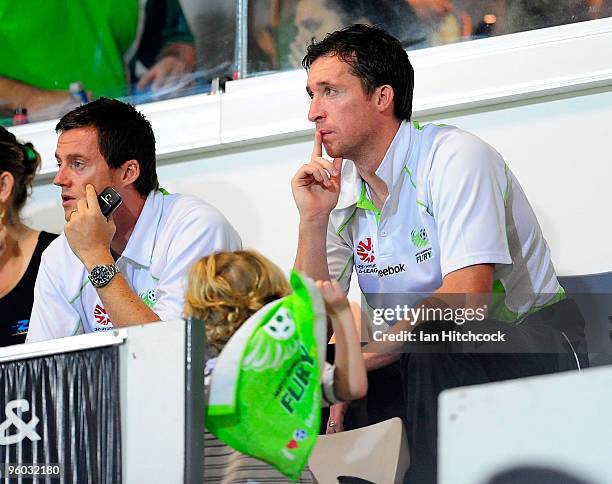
left=320, top=348, right=406, bottom=433
left=398, top=299, right=587, bottom=484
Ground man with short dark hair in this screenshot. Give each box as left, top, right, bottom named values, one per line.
left=27, top=98, right=240, bottom=341
left=292, top=24, right=581, bottom=482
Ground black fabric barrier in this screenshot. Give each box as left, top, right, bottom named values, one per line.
left=0, top=346, right=121, bottom=483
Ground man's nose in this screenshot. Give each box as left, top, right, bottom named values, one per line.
left=308, top=97, right=324, bottom=123
left=53, top=165, right=68, bottom=187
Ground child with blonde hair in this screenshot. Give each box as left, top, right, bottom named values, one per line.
left=184, top=250, right=366, bottom=483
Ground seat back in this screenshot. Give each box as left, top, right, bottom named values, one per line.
left=558, top=272, right=612, bottom=366
left=308, top=417, right=409, bottom=484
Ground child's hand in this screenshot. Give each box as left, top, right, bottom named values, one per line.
left=316, top=280, right=351, bottom=318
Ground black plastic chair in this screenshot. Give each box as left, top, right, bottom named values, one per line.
left=558, top=272, right=612, bottom=367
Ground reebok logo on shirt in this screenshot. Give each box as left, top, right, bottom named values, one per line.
left=378, top=263, right=406, bottom=278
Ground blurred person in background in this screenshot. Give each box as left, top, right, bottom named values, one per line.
left=504, top=0, right=608, bottom=33
left=406, top=0, right=478, bottom=45
left=587, top=0, right=612, bottom=18
left=285, top=0, right=427, bottom=68
left=404, top=0, right=612, bottom=46
left=458, top=0, right=610, bottom=40
left=248, top=0, right=428, bottom=72
left=0, top=0, right=196, bottom=124
left=0, top=127, right=58, bottom=346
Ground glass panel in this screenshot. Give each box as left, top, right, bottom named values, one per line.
left=246, top=0, right=612, bottom=76
left=185, top=0, right=238, bottom=81
left=0, top=0, right=237, bottom=126
left=3, top=0, right=609, bottom=126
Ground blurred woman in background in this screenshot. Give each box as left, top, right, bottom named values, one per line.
left=0, top=126, right=57, bottom=346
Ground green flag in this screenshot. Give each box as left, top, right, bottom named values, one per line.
left=206, top=271, right=327, bottom=480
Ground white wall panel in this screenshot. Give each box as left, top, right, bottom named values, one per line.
left=439, top=365, right=612, bottom=484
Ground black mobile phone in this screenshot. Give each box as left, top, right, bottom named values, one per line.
left=98, top=187, right=122, bottom=217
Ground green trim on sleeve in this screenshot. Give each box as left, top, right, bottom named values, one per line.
left=502, top=164, right=511, bottom=203
left=70, top=278, right=92, bottom=305
left=71, top=318, right=83, bottom=336
left=489, top=280, right=520, bottom=322
left=337, top=254, right=355, bottom=286
left=489, top=280, right=566, bottom=323
left=337, top=205, right=358, bottom=235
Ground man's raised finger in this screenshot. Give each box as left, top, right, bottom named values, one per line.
left=311, top=130, right=323, bottom=159
left=84, top=184, right=99, bottom=211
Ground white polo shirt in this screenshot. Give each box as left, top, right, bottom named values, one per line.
left=27, top=190, right=241, bottom=342
left=327, top=121, right=562, bottom=321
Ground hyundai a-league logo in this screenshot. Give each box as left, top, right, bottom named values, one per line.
left=356, top=237, right=375, bottom=263
left=94, top=304, right=111, bottom=326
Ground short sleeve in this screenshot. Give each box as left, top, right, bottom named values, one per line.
left=429, top=132, right=512, bottom=278
left=326, top=219, right=354, bottom=293
left=321, top=362, right=341, bottom=406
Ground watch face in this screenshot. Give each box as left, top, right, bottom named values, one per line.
left=89, top=265, right=115, bottom=287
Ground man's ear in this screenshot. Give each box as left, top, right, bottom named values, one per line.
left=118, top=159, right=140, bottom=188
left=375, top=85, right=395, bottom=115
left=0, top=171, right=15, bottom=204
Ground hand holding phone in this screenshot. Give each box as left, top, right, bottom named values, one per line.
left=97, top=187, right=122, bottom=217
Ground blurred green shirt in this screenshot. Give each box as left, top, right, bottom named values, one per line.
left=0, top=0, right=193, bottom=99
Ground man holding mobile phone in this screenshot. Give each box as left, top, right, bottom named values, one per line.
left=27, top=98, right=241, bottom=341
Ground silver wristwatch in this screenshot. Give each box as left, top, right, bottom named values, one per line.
left=88, top=263, right=120, bottom=288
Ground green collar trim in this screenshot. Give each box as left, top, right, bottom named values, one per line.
left=356, top=182, right=381, bottom=224
left=159, top=187, right=170, bottom=196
